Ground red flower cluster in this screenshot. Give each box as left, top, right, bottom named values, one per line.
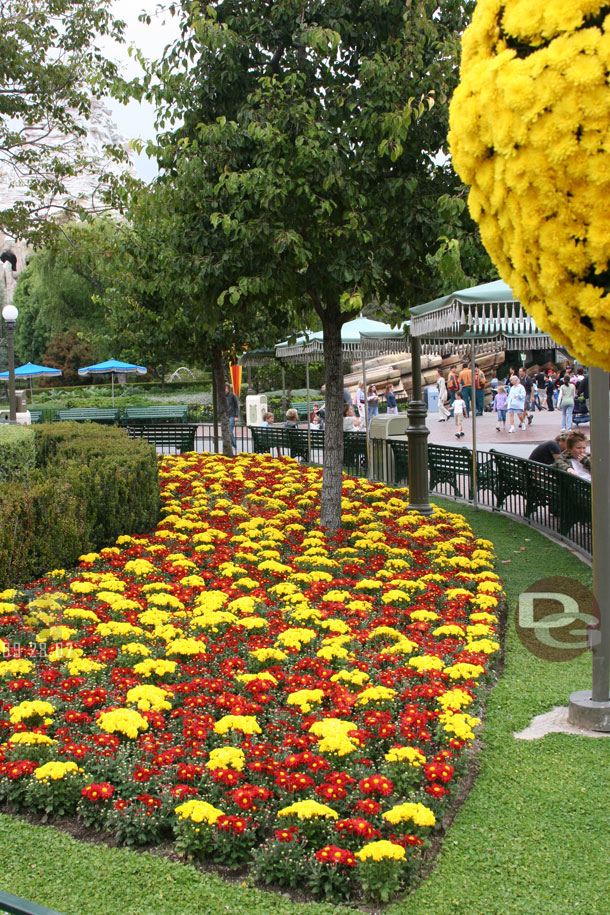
left=315, top=844, right=357, bottom=868
left=81, top=782, right=115, bottom=802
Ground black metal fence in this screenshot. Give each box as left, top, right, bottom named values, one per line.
left=384, top=439, right=592, bottom=556
left=124, top=422, right=591, bottom=557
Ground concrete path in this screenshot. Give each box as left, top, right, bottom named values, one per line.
left=425, top=402, right=586, bottom=458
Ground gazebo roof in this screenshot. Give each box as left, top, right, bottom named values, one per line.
left=409, top=279, right=556, bottom=348
left=274, top=316, right=403, bottom=363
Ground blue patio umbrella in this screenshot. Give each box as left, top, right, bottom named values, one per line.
left=77, top=359, right=147, bottom=405
left=0, top=362, right=62, bottom=403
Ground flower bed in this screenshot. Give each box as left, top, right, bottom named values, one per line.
left=0, top=453, right=502, bottom=903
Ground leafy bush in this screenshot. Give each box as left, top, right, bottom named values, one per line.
left=0, top=425, right=36, bottom=483
left=0, top=424, right=159, bottom=588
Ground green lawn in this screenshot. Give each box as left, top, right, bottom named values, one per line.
left=1, top=501, right=606, bottom=915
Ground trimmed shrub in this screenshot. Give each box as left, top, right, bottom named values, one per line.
left=0, top=425, right=36, bottom=484
left=0, top=424, right=160, bottom=589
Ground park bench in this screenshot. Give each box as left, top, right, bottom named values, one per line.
left=250, top=427, right=289, bottom=457
left=250, top=426, right=364, bottom=470
left=28, top=410, right=43, bottom=424
left=428, top=444, right=473, bottom=498
left=121, top=405, right=189, bottom=425
left=249, top=427, right=322, bottom=461
left=343, top=431, right=368, bottom=473
left=290, top=401, right=322, bottom=421
left=55, top=408, right=119, bottom=425
left=490, top=449, right=554, bottom=519
left=125, top=423, right=198, bottom=454
left=553, top=465, right=591, bottom=537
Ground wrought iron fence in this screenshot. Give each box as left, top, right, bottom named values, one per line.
left=107, top=421, right=594, bottom=557
left=383, top=439, right=592, bottom=556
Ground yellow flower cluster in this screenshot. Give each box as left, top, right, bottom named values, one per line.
left=355, top=840, right=406, bottom=862
left=9, top=700, right=55, bottom=724
left=355, top=686, right=396, bottom=706
left=449, top=0, right=610, bottom=368
left=97, top=708, right=148, bottom=739
left=206, top=747, right=246, bottom=771
left=309, top=718, right=360, bottom=756
left=126, top=685, right=172, bottom=712
left=213, top=715, right=262, bottom=735
left=384, top=746, right=426, bottom=767
left=287, top=689, right=325, bottom=713
left=9, top=732, right=55, bottom=746
left=175, top=800, right=224, bottom=824
left=382, top=802, right=436, bottom=828
left=439, top=710, right=481, bottom=742
left=34, top=761, right=80, bottom=781
left=277, top=800, right=338, bottom=820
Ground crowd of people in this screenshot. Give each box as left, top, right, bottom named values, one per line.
left=233, top=362, right=591, bottom=447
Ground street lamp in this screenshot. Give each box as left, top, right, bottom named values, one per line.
left=1, top=303, right=18, bottom=423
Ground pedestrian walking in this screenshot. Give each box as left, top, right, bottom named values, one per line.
left=447, top=366, right=459, bottom=407
left=355, top=381, right=366, bottom=420
left=493, top=385, right=508, bottom=431
left=452, top=391, right=466, bottom=438
left=544, top=373, right=555, bottom=411
left=474, top=363, right=486, bottom=416
left=506, top=375, right=526, bottom=432
left=385, top=383, right=398, bottom=414
left=367, top=384, right=379, bottom=420
left=435, top=369, right=451, bottom=421
left=557, top=375, right=575, bottom=431
left=457, top=362, right=472, bottom=417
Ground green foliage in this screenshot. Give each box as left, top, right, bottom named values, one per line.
left=0, top=425, right=35, bottom=483
left=12, top=224, right=116, bottom=365
left=0, top=3, right=127, bottom=242
left=0, top=424, right=159, bottom=588
left=425, top=195, right=498, bottom=295
left=130, top=0, right=481, bottom=526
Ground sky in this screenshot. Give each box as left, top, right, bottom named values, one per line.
left=102, top=2, right=181, bottom=182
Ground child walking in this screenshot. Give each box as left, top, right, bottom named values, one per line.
left=493, top=385, right=508, bottom=431
left=452, top=391, right=466, bottom=438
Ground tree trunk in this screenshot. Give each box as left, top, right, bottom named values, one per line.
left=320, top=308, right=344, bottom=530
left=211, top=343, right=233, bottom=457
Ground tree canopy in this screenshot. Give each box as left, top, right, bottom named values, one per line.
left=0, top=0, right=126, bottom=242
left=132, top=0, right=479, bottom=525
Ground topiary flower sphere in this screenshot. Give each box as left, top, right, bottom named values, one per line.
left=449, top=0, right=610, bottom=368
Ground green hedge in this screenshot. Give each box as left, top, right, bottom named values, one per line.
left=0, top=424, right=160, bottom=589
left=0, top=425, right=36, bottom=484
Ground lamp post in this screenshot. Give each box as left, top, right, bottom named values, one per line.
left=1, top=304, right=18, bottom=423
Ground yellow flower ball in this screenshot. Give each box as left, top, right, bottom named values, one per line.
left=449, top=0, right=610, bottom=368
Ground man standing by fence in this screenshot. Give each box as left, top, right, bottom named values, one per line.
left=225, top=382, right=240, bottom=448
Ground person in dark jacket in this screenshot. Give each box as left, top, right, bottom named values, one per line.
left=529, top=433, right=568, bottom=465
left=544, top=373, right=555, bottom=411
left=225, top=382, right=240, bottom=448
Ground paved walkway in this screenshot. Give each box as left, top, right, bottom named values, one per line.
left=426, top=404, right=584, bottom=458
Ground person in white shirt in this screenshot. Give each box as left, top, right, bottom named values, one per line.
left=452, top=391, right=466, bottom=438
left=436, top=368, right=451, bottom=421
left=343, top=404, right=362, bottom=431
left=355, top=381, right=366, bottom=420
